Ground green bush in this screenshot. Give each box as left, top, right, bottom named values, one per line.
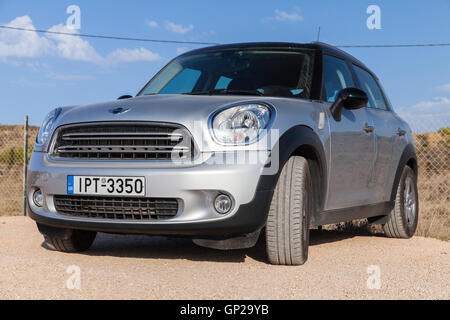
left=0, top=147, right=32, bottom=165
left=438, top=127, right=450, bottom=135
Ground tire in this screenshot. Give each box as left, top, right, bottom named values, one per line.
left=37, top=223, right=97, bottom=253
left=265, top=156, right=312, bottom=266
left=383, top=166, right=419, bottom=238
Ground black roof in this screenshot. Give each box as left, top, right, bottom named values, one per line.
left=181, top=41, right=370, bottom=73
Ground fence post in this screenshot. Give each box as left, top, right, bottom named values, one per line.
left=23, top=116, right=29, bottom=216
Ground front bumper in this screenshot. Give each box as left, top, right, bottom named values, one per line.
left=27, top=151, right=273, bottom=238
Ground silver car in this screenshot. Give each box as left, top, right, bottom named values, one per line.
left=27, top=42, right=419, bottom=265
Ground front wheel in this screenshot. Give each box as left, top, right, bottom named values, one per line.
left=383, top=166, right=419, bottom=238
left=37, top=223, right=97, bottom=253
left=265, top=156, right=312, bottom=266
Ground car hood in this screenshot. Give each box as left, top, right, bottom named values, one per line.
left=54, top=94, right=318, bottom=152
left=58, top=94, right=272, bottom=125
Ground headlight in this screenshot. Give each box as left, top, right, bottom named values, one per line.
left=36, top=108, right=62, bottom=145
left=211, top=103, right=273, bottom=145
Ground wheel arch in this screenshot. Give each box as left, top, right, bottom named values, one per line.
left=257, top=125, right=328, bottom=214
left=390, top=144, right=418, bottom=202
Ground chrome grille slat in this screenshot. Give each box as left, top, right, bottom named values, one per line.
left=54, top=195, right=179, bottom=220
left=56, top=150, right=188, bottom=154
left=57, top=145, right=189, bottom=149
left=61, top=136, right=183, bottom=141
left=62, top=132, right=183, bottom=138
left=52, top=123, right=196, bottom=161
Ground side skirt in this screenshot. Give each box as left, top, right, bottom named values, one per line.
left=311, top=201, right=394, bottom=227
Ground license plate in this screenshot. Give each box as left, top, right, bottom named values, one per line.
left=67, top=176, right=146, bottom=196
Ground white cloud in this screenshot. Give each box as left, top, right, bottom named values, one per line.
left=396, top=97, right=450, bottom=117
left=176, top=47, right=189, bottom=55
left=107, top=48, right=162, bottom=64
left=164, top=21, right=194, bottom=34
left=0, top=15, right=163, bottom=66
left=437, top=83, right=450, bottom=93
left=46, top=73, right=94, bottom=81
left=46, top=24, right=104, bottom=63
left=265, top=9, right=303, bottom=22
left=0, top=15, right=52, bottom=61
left=395, top=97, right=450, bottom=133
left=146, top=20, right=159, bottom=28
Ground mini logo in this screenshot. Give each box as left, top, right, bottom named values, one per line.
left=109, top=107, right=131, bottom=115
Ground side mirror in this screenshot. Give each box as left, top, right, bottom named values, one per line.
left=118, top=95, right=133, bottom=100
left=329, top=88, right=368, bottom=121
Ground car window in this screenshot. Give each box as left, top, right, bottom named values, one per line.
left=353, top=65, right=387, bottom=110
left=159, top=68, right=201, bottom=94
left=139, top=49, right=315, bottom=99
left=323, top=55, right=354, bottom=103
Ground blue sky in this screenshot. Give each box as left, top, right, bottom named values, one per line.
left=0, top=0, right=449, bottom=129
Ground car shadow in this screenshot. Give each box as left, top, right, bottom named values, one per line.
left=40, top=228, right=385, bottom=264
left=309, top=228, right=384, bottom=246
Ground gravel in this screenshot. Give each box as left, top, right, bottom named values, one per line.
left=0, top=216, right=448, bottom=300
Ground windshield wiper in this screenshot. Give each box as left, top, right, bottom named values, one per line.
left=183, top=89, right=264, bottom=96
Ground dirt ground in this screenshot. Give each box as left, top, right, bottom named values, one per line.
left=0, top=216, right=448, bottom=300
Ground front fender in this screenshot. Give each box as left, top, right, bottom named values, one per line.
left=256, top=125, right=328, bottom=212
left=390, top=143, right=418, bottom=202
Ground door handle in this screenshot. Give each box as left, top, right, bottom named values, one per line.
left=397, top=128, right=407, bottom=136
left=363, top=124, right=375, bottom=133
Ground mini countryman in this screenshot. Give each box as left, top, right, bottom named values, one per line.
left=27, top=42, right=418, bottom=265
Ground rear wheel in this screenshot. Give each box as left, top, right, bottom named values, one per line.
left=383, top=166, right=419, bottom=238
left=37, top=223, right=97, bottom=253
left=265, top=156, right=312, bottom=266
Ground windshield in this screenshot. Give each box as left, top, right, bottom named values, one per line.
left=138, top=49, right=315, bottom=99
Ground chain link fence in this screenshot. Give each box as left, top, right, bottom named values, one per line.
left=0, top=119, right=37, bottom=216
left=0, top=116, right=448, bottom=239
left=403, top=114, right=450, bottom=240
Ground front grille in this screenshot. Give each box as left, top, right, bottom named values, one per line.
left=54, top=195, right=179, bottom=220
left=51, top=123, right=196, bottom=160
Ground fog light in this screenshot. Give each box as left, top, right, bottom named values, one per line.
left=33, top=189, right=43, bottom=207
left=214, top=194, right=232, bottom=214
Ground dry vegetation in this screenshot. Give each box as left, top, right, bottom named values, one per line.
left=0, top=124, right=448, bottom=240
left=0, top=125, right=38, bottom=216
left=413, top=129, right=449, bottom=240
